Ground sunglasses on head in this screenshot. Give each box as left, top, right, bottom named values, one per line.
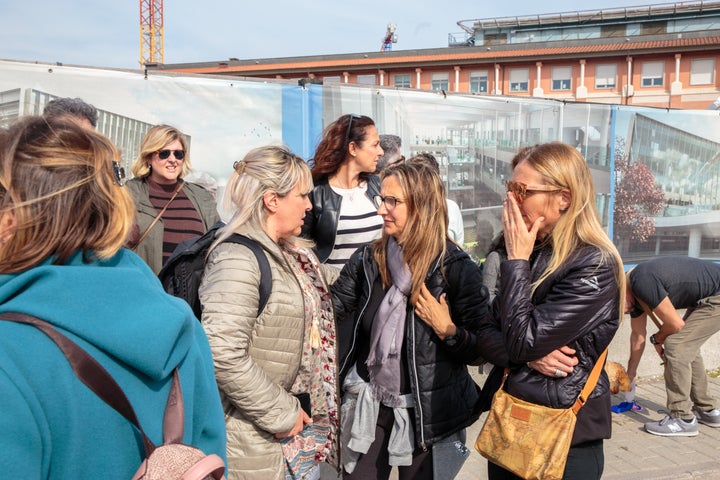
left=344, top=114, right=363, bottom=149
left=157, top=149, right=185, bottom=160
left=505, top=180, right=562, bottom=201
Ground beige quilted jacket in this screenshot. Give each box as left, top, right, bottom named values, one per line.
left=199, top=224, right=338, bottom=480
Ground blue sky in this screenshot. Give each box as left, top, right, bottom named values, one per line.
left=1, top=0, right=650, bottom=70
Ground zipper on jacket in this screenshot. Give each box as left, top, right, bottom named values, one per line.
left=339, top=247, right=373, bottom=377
left=409, top=309, right=427, bottom=451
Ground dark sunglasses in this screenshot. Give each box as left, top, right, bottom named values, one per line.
left=344, top=114, right=363, bottom=150
left=112, top=161, right=126, bottom=186
left=157, top=149, right=185, bottom=160
left=505, top=180, right=562, bottom=201
left=373, top=194, right=404, bottom=210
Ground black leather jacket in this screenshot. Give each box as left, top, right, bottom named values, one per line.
left=478, top=243, right=620, bottom=445
left=332, top=242, right=489, bottom=449
left=301, top=175, right=381, bottom=263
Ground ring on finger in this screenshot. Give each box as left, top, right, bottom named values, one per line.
left=554, top=368, right=564, bottom=378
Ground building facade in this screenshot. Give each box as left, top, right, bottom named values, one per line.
left=154, top=1, right=720, bottom=110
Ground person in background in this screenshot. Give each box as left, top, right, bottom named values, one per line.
left=332, top=161, right=487, bottom=480
left=406, top=152, right=464, bottom=246
left=376, top=134, right=404, bottom=172
left=42, top=97, right=98, bottom=129
left=302, top=114, right=384, bottom=267
left=126, top=124, right=220, bottom=274
left=626, top=256, right=720, bottom=437
left=477, top=142, right=624, bottom=480
left=481, top=233, right=507, bottom=305
left=0, top=116, right=226, bottom=478
left=200, top=146, right=340, bottom=480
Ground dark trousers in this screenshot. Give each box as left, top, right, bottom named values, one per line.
left=487, top=440, right=604, bottom=480
left=343, top=405, right=433, bottom=480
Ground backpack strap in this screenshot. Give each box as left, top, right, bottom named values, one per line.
left=224, top=234, right=272, bottom=316
left=0, top=312, right=185, bottom=455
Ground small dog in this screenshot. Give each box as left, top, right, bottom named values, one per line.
left=605, top=361, right=632, bottom=394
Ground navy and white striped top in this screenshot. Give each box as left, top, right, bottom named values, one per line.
left=326, top=184, right=383, bottom=266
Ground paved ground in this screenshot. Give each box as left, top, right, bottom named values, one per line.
left=322, top=314, right=720, bottom=479
left=453, top=375, right=720, bottom=480
left=323, top=374, right=720, bottom=479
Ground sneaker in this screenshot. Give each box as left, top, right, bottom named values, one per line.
left=644, top=415, right=699, bottom=437
left=694, top=408, right=720, bottom=427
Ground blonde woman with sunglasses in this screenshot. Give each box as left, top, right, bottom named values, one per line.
left=475, top=142, right=625, bottom=480
left=126, top=124, right=220, bottom=274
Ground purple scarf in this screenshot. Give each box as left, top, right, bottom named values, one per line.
left=366, top=237, right=412, bottom=407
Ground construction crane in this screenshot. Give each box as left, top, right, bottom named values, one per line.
left=381, top=22, right=398, bottom=52
left=140, top=0, right=164, bottom=66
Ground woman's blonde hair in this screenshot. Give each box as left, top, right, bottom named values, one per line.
left=214, top=145, right=313, bottom=248
left=131, top=124, right=192, bottom=179
left=512, top=142, right=625, bottom=306
left=0, top=116, right=135, bottom=273
left=375, top=162, right=449, bottom=304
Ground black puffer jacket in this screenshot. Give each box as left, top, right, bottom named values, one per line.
left=332, top=242, right=488, bottom=449
left=301, top=175, right=381, bottom=263
left=477, top=243, right=620, bottom=445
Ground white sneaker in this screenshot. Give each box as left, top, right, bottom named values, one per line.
left=644, top=415, right=699, bottom=437
left=694, top=407, right=720, bottom=428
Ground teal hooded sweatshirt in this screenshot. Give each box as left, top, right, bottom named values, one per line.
left=0, top=249, right=226, bottom=478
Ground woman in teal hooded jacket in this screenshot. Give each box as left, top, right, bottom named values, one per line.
left=0, top=116, right=227, bottom=478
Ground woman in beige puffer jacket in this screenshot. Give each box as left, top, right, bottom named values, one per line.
left=199, top=146, right=339, bottom=480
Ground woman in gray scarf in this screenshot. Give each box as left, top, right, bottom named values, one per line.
left=332, top=161, right=489, bottom=480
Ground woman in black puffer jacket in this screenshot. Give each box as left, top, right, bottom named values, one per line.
left=331, top=161, right=488, bottom=480
left=475, top=142, right=625, bottom=480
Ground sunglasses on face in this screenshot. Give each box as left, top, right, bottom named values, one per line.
left=344, top=114, right=363, bottom=149
left=373, top=194, right=404, bottom=210
left=505, top=180, right=562, bottom=202
left=157, top=149, right=185, bottom=160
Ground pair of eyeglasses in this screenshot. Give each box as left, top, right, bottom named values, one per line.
left=344, top=114, right=363, bottom=150
left=157, top=149, right=185, bottom=160
left=373, top=194, right=404, bottom=210
left=505, top=180, right=561, bottom=202
left=112, top=161, right=126, bottom=186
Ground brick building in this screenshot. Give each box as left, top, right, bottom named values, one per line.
left=154, top=1, right=720, bottom=110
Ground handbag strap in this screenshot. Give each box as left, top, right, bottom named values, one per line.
left=571, top=348, right=607, bottom=414
left=502, top=347, right=608, bottom=414
left=0, top=312, right=185, bottom=454
left=134, top=181, right=184, bottom=249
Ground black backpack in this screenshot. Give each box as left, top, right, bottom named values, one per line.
left=158, top=222, right=271, bottom=320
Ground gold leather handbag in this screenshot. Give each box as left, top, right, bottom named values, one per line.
left=474, top=349, right=608, bottom=480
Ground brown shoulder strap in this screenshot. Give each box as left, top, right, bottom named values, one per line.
left=134, top=181, right=184, bottom=250
left=635, top=297, right=663, bottom=329
left=0, top=312, right=184, bottom=452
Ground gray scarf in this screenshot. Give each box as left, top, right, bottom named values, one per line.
left=367, top=237, right=412, bottom=407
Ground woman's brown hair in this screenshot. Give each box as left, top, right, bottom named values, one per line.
left=0, top=116, right=135, bottom=273
left=311, top=114, right=375, bottom=182
left=374, top=161, right=449, bottom=304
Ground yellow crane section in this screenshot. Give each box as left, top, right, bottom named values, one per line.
left=140, top=0, right=164, bottom=66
